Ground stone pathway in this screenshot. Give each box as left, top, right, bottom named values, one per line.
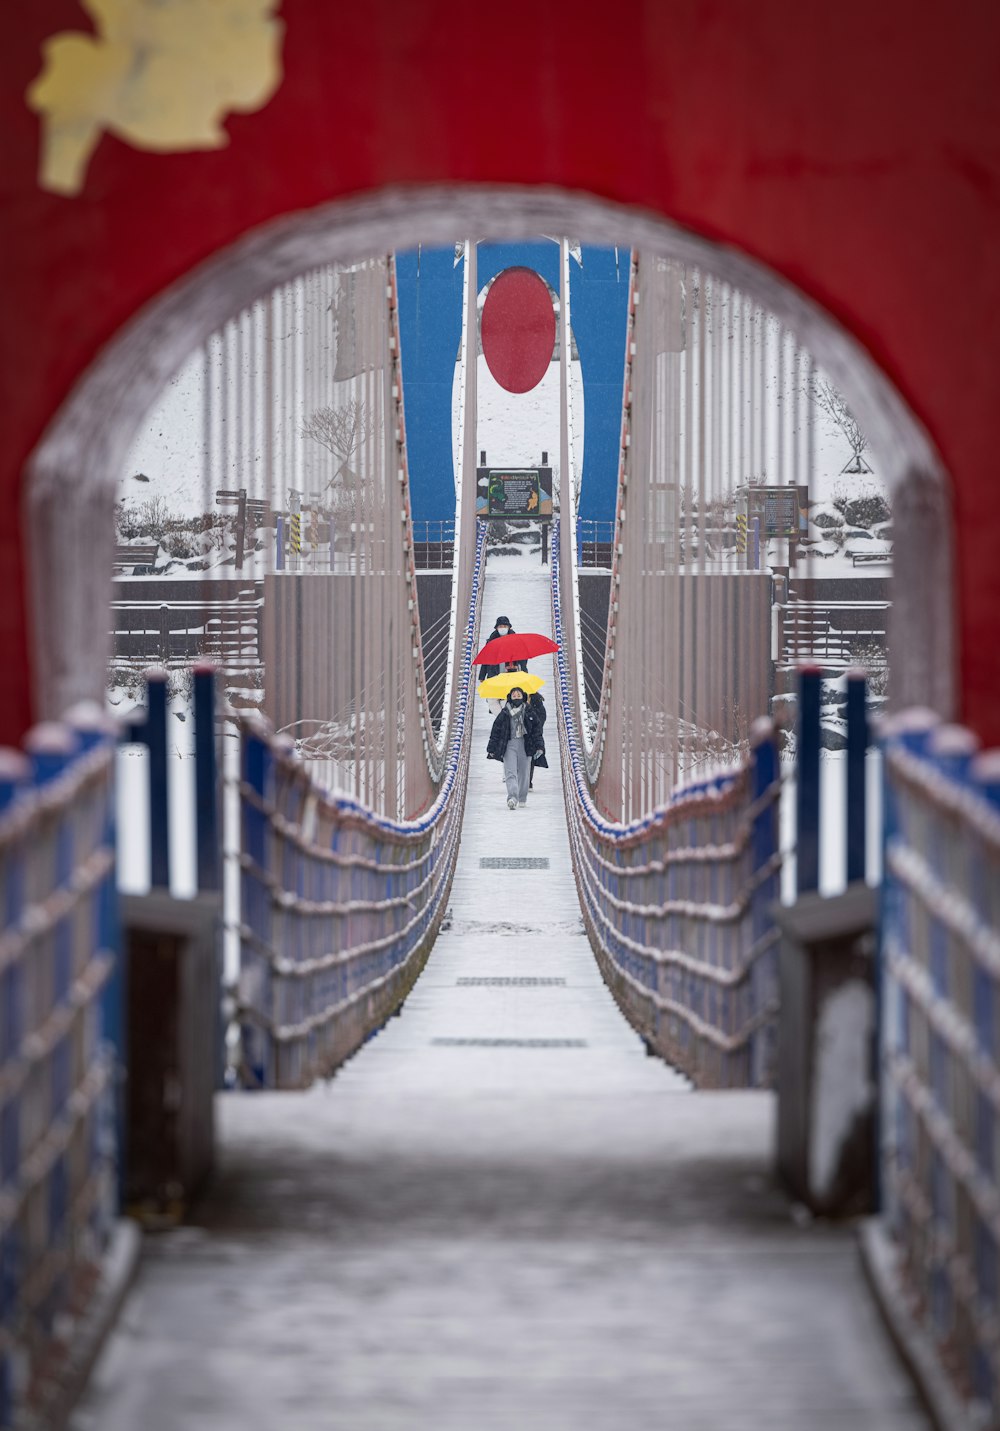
left=73, top=559, right=927, bottom=1431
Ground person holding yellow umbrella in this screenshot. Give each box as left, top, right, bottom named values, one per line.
left=483, top=673, right=547, bottom=809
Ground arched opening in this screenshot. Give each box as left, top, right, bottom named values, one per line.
left=12, top=186, right=960, bottom=1428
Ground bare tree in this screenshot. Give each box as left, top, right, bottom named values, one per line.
left=301, top=399, right=376, bottom=468
left=300, top=399, right=378, bottom=513
left=807, top=375, right=871, bottom=473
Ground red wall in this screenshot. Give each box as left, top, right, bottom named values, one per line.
left=3, top=1, right=1000, bottom=744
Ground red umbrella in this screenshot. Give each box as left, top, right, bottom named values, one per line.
left=472, top=632, right=559, bottom=664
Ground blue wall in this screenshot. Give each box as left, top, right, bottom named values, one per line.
left=394, top=246, right=465, bottom=525
left=569, top=245, right=630, bottom=524
left=396, top=241, right=629, bottom=525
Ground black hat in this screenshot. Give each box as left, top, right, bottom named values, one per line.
left=495, top=616, right=511, bottom=625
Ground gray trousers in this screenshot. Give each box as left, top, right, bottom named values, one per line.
left=503, top=736, right=531, bottom=802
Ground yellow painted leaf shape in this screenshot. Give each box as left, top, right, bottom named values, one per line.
left=28, top=0, right=284, bottom=196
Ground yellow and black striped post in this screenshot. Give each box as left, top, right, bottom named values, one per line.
left=289, top=489, right=302, bottom=559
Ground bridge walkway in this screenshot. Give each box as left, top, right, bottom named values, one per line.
left=73, top=560, right=927, bottom=1430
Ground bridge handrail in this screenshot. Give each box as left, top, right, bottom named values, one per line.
left=880, top=716, right=1000, bottom=1425
left=571, top=254, right=638, bottom=784
left=234, top=525, right=486, bottom=1089
left=0, top=720, right=119, bottom=1429
left=552, top=519, right=782, bottom=1088
left=387, top=255, right=453, bottom=781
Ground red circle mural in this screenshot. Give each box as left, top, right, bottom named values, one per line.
left=481, top=267, right=556, bottom=394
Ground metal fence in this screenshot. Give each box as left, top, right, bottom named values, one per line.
left=575, top=519, right=615, bottom=569
left=234, top=525, right=485, bottom=1089
left=881, top=714, right=1000, bottom=1423
left=411, top=520, right=456, bottom=570
left=0, top=716, right=119, bottom=1429
left=779, top=599, right=889, bottom=669
left=110, top=580, right=263, bottom=673
left=552, top=522, right=782, bottom=1088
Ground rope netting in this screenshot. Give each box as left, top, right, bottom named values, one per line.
left=562, top=251, right=896, bottom=841
left=0, top=724, right=119, bottom=1427
left=236, top=526, right=486, bottom=1088
left=552, top=521, right=781, bottom=1087
left=115, top=248, right=484, bottom=818
left=881, top=718, right=1000, bottom=1420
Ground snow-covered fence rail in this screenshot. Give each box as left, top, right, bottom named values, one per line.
left=880, top=714, right=1000, bottom=1423
left=233, top=527, right=486, bottom=1090
left=111, top=583, right=263, bottom=672
left=552, top=522, right=782, bottom=1088
left=0, top=716, right=119, bottom=1429
left=576, top=520, right=615, bottom=569
left=779, top=598, right=889, bottom=670
left=411, top=520, right=455, bottom=570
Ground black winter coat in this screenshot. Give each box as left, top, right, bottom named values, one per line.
left=487, top=702, right=546, bottom=763
left=526, top=693, right=548, bottom=767
left=481, top=624, right=528, bottom=682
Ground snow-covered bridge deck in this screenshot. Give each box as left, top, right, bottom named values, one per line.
left=73, top=563, right=926, bottom=1430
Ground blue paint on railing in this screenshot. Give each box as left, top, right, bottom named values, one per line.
left=881, top=716, right=1000, bottom=1421
left=796, top=667, right=821, bottom=894
left=0, top=721, right=118, bottom=1429
left=846, top=672, right=867, bottom=884
left=235, top=525, right=487, bottom=1089
left=194, top=665, right=220, bottom=892
left=145, top=672, right=170, bottom=889
left=551, top=520, right=780, bottom=1088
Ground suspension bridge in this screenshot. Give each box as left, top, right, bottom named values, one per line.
left=0, top=239, right=994, bottom=1431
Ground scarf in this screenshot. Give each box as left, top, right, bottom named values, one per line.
left=507, top=699, right=527, bottom=739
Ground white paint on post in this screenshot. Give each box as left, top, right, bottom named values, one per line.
left=808, top=978, right=875, bottom=1202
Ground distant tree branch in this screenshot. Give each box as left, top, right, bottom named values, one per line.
left=806, top=375, right=869, bottom=466
left=300, top=399, right=376, bottom=467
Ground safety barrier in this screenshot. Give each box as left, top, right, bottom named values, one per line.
left=119, top=665, right=220, bottom=897
left=0, top=713, right=119, bottom=1429
left=881, top=713, right=1000, bottom=1422
left=551, top=522, right=782, bottom=1088
left=575, top=519, right=616, bottom=569
left=235, top=526, right=486, bottom=1088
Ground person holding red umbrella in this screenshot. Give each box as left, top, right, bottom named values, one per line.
left=479, top=616, right=527, bottom=682
left=481, top=617, right=526, bottom=715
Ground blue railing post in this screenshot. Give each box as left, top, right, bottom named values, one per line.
left=846, top=670, right=868, bottom=885
left=0, top=749, right=28, bottom=816
left=750, top=717, right=779, bottom=1085
left=751, top=716, right=779, bottom=875
left=796, top=666, right=822, bottom=895
left=145, top=670, right=170, bottom=890
left=65, top=702, right=125, bottom=1200
left=0, top=713, right=123, bottom=1423
left=194, top=664, right=220, bottom=893
left=0, top=744, right=32, bottom=1431
left=24, top=719, right=79, bottom=786
left=25, top=722, right=81, bottom=1009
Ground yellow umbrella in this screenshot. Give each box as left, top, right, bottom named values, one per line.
left=477, top=672, right=544, bottom=698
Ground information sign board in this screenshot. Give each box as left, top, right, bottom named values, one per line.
left=476, top=466, right=553, bottom=520
left=743, top=485, right=806, bottom=537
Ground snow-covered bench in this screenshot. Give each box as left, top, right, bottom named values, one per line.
left=114, top=543, right=159, bottom=572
